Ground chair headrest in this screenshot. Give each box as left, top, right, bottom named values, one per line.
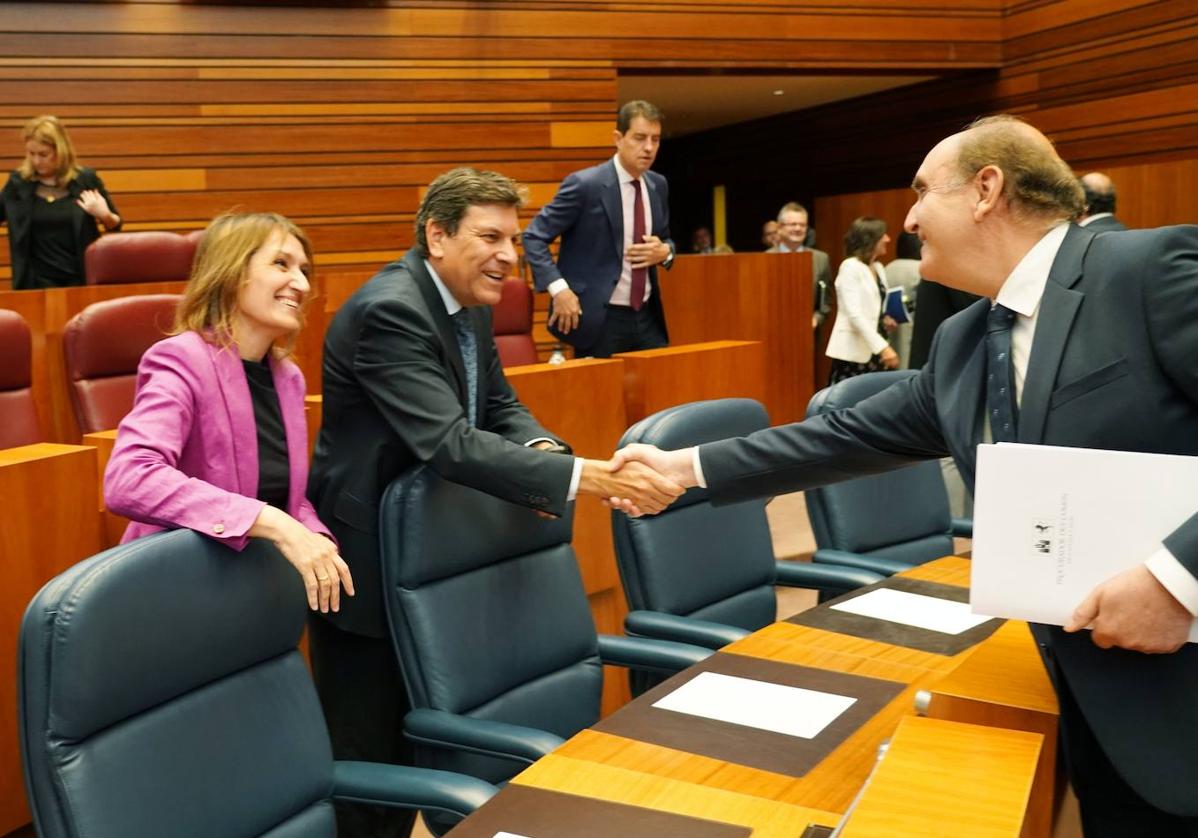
left=491, top=278, right=532, bottom=335
left=23, top=529, right=306, bottom=740
left=63, top=294, right=181, bottom=379
left=85, top=231, right=199, bottom=285
left=807, top=370, right=918, bottom=417
left=618, top=398, right=769, bottom=510
left=381, top=465, right=574, bottom=587
left=0, top=309, right=31, bottom=389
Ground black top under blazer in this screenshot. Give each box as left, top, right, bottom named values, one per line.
left=0, top=167, right=121, bottom=289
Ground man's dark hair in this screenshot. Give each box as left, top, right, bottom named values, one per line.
left=414, top=168, right=526, bottom=252
left=895, top=231, right=922, bottom=260
left=1081, top=178, right=1117, bottom=215
left=617, top=100, right=664, bottom=133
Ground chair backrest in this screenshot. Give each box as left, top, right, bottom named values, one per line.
left=84, top=231, right=199, bottom=286
left=62, top=294, right=181, bottom=434
left=19, top=530, right=337, bottom=838
left=380, top=466, right=601, bottom=784
left=0, top=309, right=40, bottom=448
left=491, top=277, right=538, bottom=368
left=612, top=399, right=778, bottom=632
left=804, top=371, right=953, bottom=564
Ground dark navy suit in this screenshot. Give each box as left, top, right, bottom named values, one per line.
left=523, top=159, right=673, bottom=354
left=700, top=223, right=1198, bottom=821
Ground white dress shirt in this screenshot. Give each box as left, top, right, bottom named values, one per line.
left=427, top=260, right=583, bottom=500
left=694, top=223, right=1198, bottom=613
left=547, top=154, right=652, bottom=307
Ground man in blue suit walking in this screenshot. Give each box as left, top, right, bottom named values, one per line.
left=523, top=100, right=675, bottom=357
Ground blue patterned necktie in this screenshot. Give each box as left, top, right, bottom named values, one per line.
left=986, top=303, right=1019, bottom=443
left=451, top=309, right=478, bottom=427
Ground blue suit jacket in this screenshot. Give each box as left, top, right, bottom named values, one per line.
left=701, top=223, right=1198, bottom=815
left=522, top=160, right=674, bottom=352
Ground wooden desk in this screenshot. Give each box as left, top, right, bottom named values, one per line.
left=615, top=340, right=765, bottom=427
left=0, top=444, right=105, bottom=833
left=82, top=429, right=126, bottom=547
left=457, top=557, right=1057, bottom=837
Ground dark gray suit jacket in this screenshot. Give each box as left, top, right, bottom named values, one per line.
left=308, top=249, right=574, bottom=636
left=523, top=160, right=674, bottom=352
left=700, top=223, right=1198, bottom=814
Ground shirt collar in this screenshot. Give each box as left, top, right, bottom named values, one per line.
left=612, top=154, right=638, bottom=186
left=775, top=241, right=805, bottom=253
left=994, top=222, right=1069, bottom=317
left=424, top=259, right=463, bottom=316
left=1078, top=212, right=1113, bottom=227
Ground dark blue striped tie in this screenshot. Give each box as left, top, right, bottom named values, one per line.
left=986, top=303, right=1018, bottom=442
left=452, top=309, right=478, bottom=427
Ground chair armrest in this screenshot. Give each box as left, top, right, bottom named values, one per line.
left=403, top=707, right=563, bottom=765
left=332, top=761, right=498, bottom=817
left=813, top=548, right=914, bottom=577
left=774, top=561, right=884, bottom=591
left=951, top=517, right=973, bottom=538
left=597, top=633, right=712, bottom=673
left=624, top=610, right=749, bottom=650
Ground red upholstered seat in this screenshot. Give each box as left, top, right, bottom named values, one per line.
left=491, top=277, right=538, bottom=368
left=0, top=309, right=41, bottom=449
left=84, top=231, right=200, bottom=286
left=63, top=295, right=182, bottom=434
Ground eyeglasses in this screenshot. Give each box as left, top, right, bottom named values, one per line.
left=911, top=180, right=970, bottom=202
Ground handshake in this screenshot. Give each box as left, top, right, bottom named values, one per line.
left=578, top=444, right=699, bottom=517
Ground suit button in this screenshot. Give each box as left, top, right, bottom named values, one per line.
left=213, top=523, right=226, bottom=535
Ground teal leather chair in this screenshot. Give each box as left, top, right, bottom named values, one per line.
left=379, top=466, right=710, bottom=833
left=611, top=398, right=884, bottom=651
left=805, top=370, right=972, bottom=577
left=19, top=530, right=497, bottom=838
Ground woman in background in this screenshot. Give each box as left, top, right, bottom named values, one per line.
left=0, top=115, right=121, bottom=289
left=825, top=216, right=898, bottom=384
left=105, top=212, right=352, bottom=613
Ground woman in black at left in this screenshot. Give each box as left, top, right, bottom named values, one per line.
left=1, top=115, right=121, bottom=290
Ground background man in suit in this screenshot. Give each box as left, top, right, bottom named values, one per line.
left=1077, top=171, right=1128, bottom=231
left=615, top=116, right=1198, bottom=835
left=307, top=168, right=682, bottom=837
left=523, top=100, right=675, bottom=358
left=767, top=201, right=832, bottom=329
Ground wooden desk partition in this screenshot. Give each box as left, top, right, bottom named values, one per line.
left=82, top=429, right=127, bottom=548
left=659, top=254, right=814, bottom=425
left=840, top=716, right=1042, bottom=838
left=615, top=340, right=765, bottom=427
left=0, top=444, right=106, bottom=834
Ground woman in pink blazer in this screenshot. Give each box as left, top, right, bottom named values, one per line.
left=105, top=212, right=353, bottom=613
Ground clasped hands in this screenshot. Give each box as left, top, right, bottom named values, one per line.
left=580, top=443, right=696, bottom=517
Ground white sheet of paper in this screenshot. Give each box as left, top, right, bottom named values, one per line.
left=651, top=671, right=856, bottom=739
left=971, top=443, right=1198, bottom=641
left=829, top=588, right=992, bottom=634
left=493, top=833, right=534, bottom=838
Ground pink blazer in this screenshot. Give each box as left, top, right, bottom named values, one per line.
left=105, top=330, right=332, bottom=550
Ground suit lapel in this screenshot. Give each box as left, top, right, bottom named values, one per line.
left=645, top=173, right=664, bottom=238
left=946, top=301, right=989, bottom=488
left=1018, top=226, right=1092, bottom=444
left=599, top=161, right=624, bottom=259
left=407, top=250, right=470, bottom=407
left=207, top=338, right=258, bottom=497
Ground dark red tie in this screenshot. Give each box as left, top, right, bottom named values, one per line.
left=630, top=178, right=646, bottom=311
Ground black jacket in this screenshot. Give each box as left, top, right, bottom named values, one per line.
left=0, top=166, right=121, bottom=289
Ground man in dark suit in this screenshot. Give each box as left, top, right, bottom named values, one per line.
left=615, top=116, right=1198, bottom=834
left=766, top=201, right=832, bottom=329
left=523, top=100, right=675, bottom=358
left=307, top=168, right=681, bottom=837
left=1077, top=171, right=1128, bottom=232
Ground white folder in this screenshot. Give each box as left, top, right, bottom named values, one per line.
left=971, top=443, right=1198, bottom=641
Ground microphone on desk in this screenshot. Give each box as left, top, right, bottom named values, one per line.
left=800, top=739, right=891, bottom=838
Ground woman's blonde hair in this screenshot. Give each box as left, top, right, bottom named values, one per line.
left=174, top=212, right=314, bottom=357
left=19, top=115, right=80, bottom=184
